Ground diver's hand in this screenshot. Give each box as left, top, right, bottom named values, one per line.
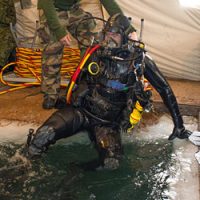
left=168, top=126, right=192, bottom=140
left=121, top=120, right=132, bottom=132
left=121, top=120, right=136, bottom=134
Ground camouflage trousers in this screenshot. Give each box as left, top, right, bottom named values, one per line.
left=0, top=27, right=16, bottom=67
left=39, top=5, right=96, bottom=99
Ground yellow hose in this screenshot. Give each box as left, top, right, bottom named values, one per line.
left=0, top=47, right=80, bottom=95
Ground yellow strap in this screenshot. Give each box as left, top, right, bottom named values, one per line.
left=127, top=101, right=144, bottom=133
left=135, top=101, right=143, bottom=112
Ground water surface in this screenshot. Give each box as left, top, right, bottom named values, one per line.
left=0, top=136, right=173, bottom=200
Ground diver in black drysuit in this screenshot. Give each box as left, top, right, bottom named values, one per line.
left=26, top=14, right=191, bottom=169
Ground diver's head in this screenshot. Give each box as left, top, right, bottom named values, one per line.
left=103, top=31, right=122, bottom=48
left=102, top=13, right=131, bottom=48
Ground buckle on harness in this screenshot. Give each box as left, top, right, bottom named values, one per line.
left=26, top=128, right=34, bottom=147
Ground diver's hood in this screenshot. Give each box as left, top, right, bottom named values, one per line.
left=101, top=13, right=131, bottom=48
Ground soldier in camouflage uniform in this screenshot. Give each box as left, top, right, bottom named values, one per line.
left=38, top=0, right=137, bottom=109
left=0, top=0, right=16, bottom=68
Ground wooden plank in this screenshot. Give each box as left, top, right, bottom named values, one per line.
left=153, top=101, right=200, bottom=117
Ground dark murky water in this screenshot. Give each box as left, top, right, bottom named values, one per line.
left=0, top=134, right=173, bottom=200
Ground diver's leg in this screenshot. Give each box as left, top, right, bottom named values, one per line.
left=94, top=126, right=123, bottom=170
left=78, top=126, right=123, bottom=171
left=27, top=105, right=85, bottom=157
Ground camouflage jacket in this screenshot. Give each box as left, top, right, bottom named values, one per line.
left=37, top=0, right=135, bottom=41
left=0, top=0, right=16, bottom=26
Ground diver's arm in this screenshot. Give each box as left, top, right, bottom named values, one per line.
left=144, top=55, right=191, bottom=140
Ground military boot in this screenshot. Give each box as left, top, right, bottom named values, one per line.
left=42, top=96, right=57, bottom=109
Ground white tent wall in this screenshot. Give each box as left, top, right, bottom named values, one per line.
left=14, top=0, right=39, bottom=47
left=116, top=0, right=200, bottom=81
left=14, top=0, right=200, bottom=80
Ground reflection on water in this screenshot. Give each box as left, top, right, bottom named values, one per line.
left=0, top=138, right=174, bottom=200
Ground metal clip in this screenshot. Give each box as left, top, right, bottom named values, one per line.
left=26, top=128, right=34, bottom=147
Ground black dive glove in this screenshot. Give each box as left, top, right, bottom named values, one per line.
left=168, top=126, right=192, bottom=140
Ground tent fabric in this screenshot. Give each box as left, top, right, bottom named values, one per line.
left=116, top=0, right=200, bottom=81
left=14, top=0, right=200, bottom=80
left=14, top=0, right=39, bottom=47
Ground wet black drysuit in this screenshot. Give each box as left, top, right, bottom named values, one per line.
left=27, top=45, right=191, bottom=169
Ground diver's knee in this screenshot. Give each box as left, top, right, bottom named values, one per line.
left=103, top=157, right=120, bottom=170
left=27, top=125, right=56, bottom=158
